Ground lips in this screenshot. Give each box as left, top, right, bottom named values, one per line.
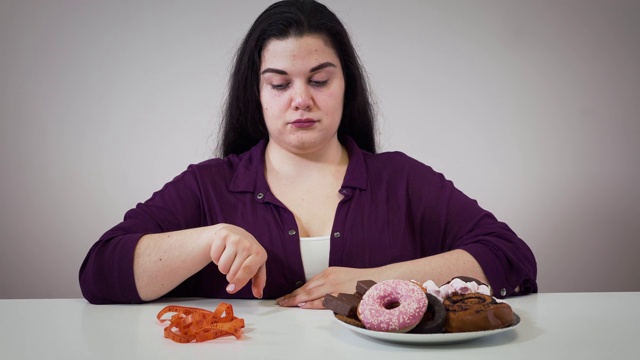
left=289, top=118, right=318, bottom=128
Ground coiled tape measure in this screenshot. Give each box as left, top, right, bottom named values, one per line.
left=157, top=302, right=245, bottom=343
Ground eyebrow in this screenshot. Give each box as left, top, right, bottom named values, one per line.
left=260, top=61, right=337, bottom=75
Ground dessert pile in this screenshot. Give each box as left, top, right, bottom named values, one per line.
left=323, top=276, right=514, bottom=334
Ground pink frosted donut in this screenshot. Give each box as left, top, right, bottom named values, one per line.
left=357, top=280, right=428, bottom=332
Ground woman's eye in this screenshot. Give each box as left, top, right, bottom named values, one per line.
left=310, top=79, right=329, bottom=87
left=271, top=83, right=290, bottom=91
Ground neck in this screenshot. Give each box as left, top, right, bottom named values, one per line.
left=264, top=138, right=348, bottom=180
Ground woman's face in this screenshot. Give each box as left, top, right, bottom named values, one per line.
left=259, top=35, right=345, bottom=155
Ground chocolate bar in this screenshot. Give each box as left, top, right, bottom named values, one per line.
left=355, top=280, right=377, bottom=297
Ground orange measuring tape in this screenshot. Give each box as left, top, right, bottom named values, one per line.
left=157, top=302, right=245, bottom=343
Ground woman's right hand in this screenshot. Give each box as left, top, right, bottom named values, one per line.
left=209, top=224, right=268, bottom=299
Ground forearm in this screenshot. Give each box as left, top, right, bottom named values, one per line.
left=276, top=249, right=488, bottom=308
left=376, top=249, right=488, bottom=288
left=133, top=225, right=217, bottom=301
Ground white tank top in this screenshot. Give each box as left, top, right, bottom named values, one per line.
left=299, top=235, right=330, bottom=281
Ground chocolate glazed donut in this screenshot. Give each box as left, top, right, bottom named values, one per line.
left=443, top=293, right=514, bottom=333
left=410, top=293, right=446, bottom=334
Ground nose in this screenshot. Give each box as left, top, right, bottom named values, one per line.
left=291, top=86, right=313, bottom=111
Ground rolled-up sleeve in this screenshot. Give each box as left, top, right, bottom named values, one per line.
left=79, top=166, right=204, bottom=304
left=436, top=175, right=538, bottom=298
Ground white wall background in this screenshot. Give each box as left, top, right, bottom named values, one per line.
left=1, top=0, right=639, bottom=299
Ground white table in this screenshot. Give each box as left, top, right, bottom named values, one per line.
left=1, top=293, right=637, bottom=359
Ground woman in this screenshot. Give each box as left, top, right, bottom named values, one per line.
left=79, top=0, right=537, bottom=306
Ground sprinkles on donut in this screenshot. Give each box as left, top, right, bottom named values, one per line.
left=357, top=280, right=428, bottom=333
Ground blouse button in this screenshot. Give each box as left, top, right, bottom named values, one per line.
left=500, top=288, right=507, bottom=297
left=295, top=281, right=304, bottom=288
left=333, top=232, right=341, bottom=238
left=256, top=193, right=264, bottom=199
left=288, top=229, right=297, bottom=236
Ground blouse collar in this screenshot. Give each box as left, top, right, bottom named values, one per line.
left=229, top=136, right=368, bottom=195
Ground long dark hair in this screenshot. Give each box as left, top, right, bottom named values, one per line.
left=218, top=0, right=377, bottom=157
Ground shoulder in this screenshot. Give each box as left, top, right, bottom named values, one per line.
left=188, top=155, right=238, bottom=173
left=144, top=157, right=237, bottom=201
left=181, top=153, right=245, bottom=187
left=363, top=150, right=441, bottom=177
left=343, top=137, right=448, bottom=185
left=182, top=141, right=266, bottom=193
left=187, top=142, right=263, bottom=178
left=362, top=150, right=456, bottom=196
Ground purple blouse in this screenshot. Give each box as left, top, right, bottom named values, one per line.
left=79, top=137, right=537, bottom=304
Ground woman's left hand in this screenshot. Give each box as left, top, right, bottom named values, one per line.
left=276, top=250, right=490, bottom=308
left=275, top=267, right=380, bottom=309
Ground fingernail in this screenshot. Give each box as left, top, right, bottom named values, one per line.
left=226, top=284, right=235, bottom=293
left=298, top=302, right=306, bottom=307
